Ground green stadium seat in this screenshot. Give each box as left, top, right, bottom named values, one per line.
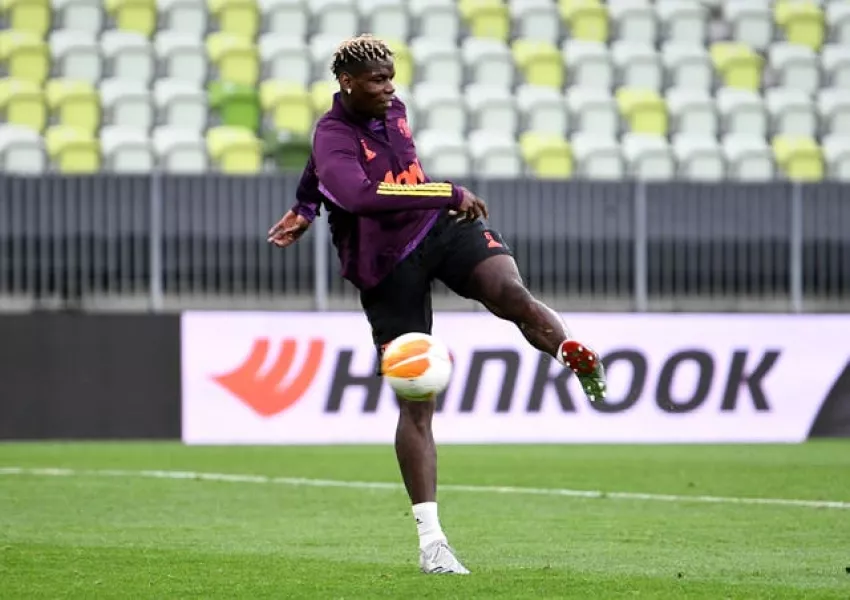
left=208, top=80, right=261, bottom=132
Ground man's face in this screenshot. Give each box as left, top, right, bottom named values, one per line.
left=343, top=60, right=396, bottom=119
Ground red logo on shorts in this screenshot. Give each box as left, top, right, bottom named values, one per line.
left=484, top=231, right=503, bottom=248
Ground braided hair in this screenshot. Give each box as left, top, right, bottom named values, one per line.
left=331, top=34, right=393, bottom=79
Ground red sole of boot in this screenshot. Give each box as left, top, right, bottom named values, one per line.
left=560, top=340, right=599, bottom=376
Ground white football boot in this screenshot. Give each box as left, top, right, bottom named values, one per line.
left=419, top=540, right=471, bottom=574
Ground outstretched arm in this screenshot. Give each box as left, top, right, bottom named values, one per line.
left=313, top=122, right=465, bottom=215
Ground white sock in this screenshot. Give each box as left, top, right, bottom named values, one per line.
left=412, top=502, right=447, bottom=550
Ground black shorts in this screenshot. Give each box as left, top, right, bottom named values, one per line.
left=360, top=210, right=512, bottom=370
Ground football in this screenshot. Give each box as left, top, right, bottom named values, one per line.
left=381, top=332, right=453, bottom=400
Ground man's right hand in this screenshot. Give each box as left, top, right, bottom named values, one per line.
left=455, top=187, right=489, bottom=222
left=267, top=210, right=310, bottom=248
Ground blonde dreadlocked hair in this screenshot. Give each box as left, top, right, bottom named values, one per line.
left=331, top=34, right=393, bottom=79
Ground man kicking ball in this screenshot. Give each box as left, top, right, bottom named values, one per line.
left=268, top=34, right=607, bottom=575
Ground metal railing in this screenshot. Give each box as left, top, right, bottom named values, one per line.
left=1, top=174, right=848, bottom=313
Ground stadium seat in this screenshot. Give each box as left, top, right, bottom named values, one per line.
left=0, top=124, right=47, bottom=173
left=672, top=134, right=726, bottom=181
left=154, top=78, right=208, bottom=133
left=259, top=35, right=311, bottom=86
left=209, top=80, right=260, bottom=132
left=723, top=0, right=772, bottom=51
left=562, top=40, right=612, bottom=90
left=519, top=131, right=573, bottom=179
left=152, top=126, right=208, bottom=172
left=465, top=84, right=517, bottom=136
left=616, top=88, right=667, bottom=135
left=608, top=0, right=657, bottom=44
left=512, top=40, right=563, bottom=89
left=768, top=42, right=820, bottom=95
left=45, top=124, right=101, bottom=172
left=310, top=79, right=336, bottom=116
left=412, top=82, right=466, bottom=134
left=155, top=32, right=208, bottom=87
left=821, top=44, right=850, bottom=88
left=415, top=129, right=470, bottom=177
left=100, top=125, right=154, bottom=172
left=460, top=0, right=510, bottom=42
left=385, top=39, right=414, bottom=88
left=50, top=30, right=102, bottom=84
left=101, top=30, right=154, bottom=85
left=666, top=88, right=717, bottom=137
left=266, top=132, right=312, bottom=172
left=822, top=134, right=850, bottom=180
left=2, top=0, right=51, bottom=38
left=259, top=0, right=308, bottom=38
left=656, top=0, right=706, bottom=44
left=710, top=42, right=763, bottom=91
left=45, top=79, right=101, bottom=136
left=567, top=86, right=618, bottom=137
left=621, top=133, right=674, bottom=180
left=100, top=78, right=153, bottom=130
left=775, top=1, right=825, bottom=51
left=208, top=0, right=259, bottom=39
left=159, top=0, right=208, bottom=38
left=461, top=38, right=514, bottom=89
left=0, top=78, right=46, bottom=132
left=772, top=135, right=824, bottom=181
left=468, top=130, right=522, bottom=177
left=827, top=2, right=850, bottom=45
left=510, top=0, right=560, bottom=45
left=206, top=125, right=261, bottom=173
left=722, top=134, right=775, bottom=181
left=571, top=132, right=624, bottom=179
left=516, top=84, right=569, bottom=136
left=716, top=87, right=767, bottom=137
left=105, top=0, right=157, bottom=37
left=259, top=80, right=313, bottom=136
left=611, top=41, right=662, bottom=91
left=206, top=32, right=259, bottom=87
left=357, top=0, right=410, bottom=41
left=765, top=88, right=817, bottom=138
left=0, top=31, right=50, bottom=85
left=662, top=43, right=713, bottom=91
left=409, top=0, right=460, bottom=42
left=52, top=0, right=103, bottom=34
left=309, top=0, right=358, bottom=37
left=411, top=37, right=463, bottom=87
left=818, top=88, right=850, bottom=137
left=559, top=0, right=609, bottom=43
left=308, top=34, right=341, bottom=83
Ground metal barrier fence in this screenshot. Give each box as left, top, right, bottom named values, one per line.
left=1, top=174, right=848, bottom=313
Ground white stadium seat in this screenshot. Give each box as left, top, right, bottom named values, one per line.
left=465, top=84, right=518, bottom=136
left=50, top=30, right=102, bottom=84
left=563, top=40, right=612, bottom=90
left=818, top=87, right=850, bottom=136
left=769, top=42, right=820, bottom=95
left=358, top=0, right=411, bottom=41
left=822, top=44, right=850, bottom=89
left=724, top=0, right=773, bottom=51
left=567, top=87, right=619, bottom=137
left=416, top=129, right=470, bottom=177
left=155, top=32, right=208, bottom=87
left=0, top=124, right=47, bottom=174
left=158, top=0, right=208, bottom=38
left=667, top=87, right=718, bottom=137
left=101, top=125, right=154, bottom=173
left=260, top=35, right=311, bottom=85
left=621, top=133, right=675, bottom=180
left=100, top=78, right=154, bottom=131
left=412, top=82, right=466, bottom=134
left=516, top=84, right=569, bottom=136
left=656, top=0, right=706, bottom=44
left=611, top=41, right=663, bottom=91
left=609, top=0, right=657, bottom=45
left=152, top=127, right=209, bottom=173
left=461, top=38, right=514, bottom=89
left=662, top=43, right=713, bottom=91
left=510, top=0, right=560, bottom=45
left=52, top=0, right=103, bottom=34
left=468, top=130, right=523, bottom=177
left=716, top=87, right=767, bottom=137
left=309, top=0, right=358, bottom=37
left=411, top=37, right=463, bottom=87
left=822, top=134, right=850, bottom=180
left=672, top=134, right=726, bottom=181
left=722, top=134, right=775, bottom=181
left=410, top=0, right=460, bottom=41
left=765, top=88, right=817, bottom=137
left=101, top=31, right=155, bottom=85
left=154, top=78, right=208, bottom=133
left=572, top=133, right=624, bottom=180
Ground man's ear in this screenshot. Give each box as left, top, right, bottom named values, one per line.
left=338, top=73, right=352, bottom=94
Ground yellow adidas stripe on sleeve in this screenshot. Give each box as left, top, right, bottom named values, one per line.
left=376, top=182, right=454, bottom=197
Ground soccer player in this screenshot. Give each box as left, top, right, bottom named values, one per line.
left=268, top=34, right=607, bottom=575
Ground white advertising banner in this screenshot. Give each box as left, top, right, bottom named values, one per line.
left=181, top=312, right=850, bottom=444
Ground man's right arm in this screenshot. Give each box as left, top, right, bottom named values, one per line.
left=313, top=122, right=464, bottom=215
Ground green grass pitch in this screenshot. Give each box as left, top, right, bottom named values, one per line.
left=1, top=442, right=849, bottom=599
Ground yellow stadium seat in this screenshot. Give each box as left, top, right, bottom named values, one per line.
left=560, top=0, right=608, bottom=42
left=0, top=78, right=46, bottom=132
left=206, top=126, right=262, bottom=173
left=105, top=0, right=157, bottom=37
left=208, top=0, right=260, bottom=39
left=773, top=136, right=824, bottom=181
left=710, top=42, right=764, bottom=91
left=512, top=40, right=564, bottom=89
left=1, top=0, right=51, bottom=38
left=45, top=79, right=100, bottom=136
left=310, top=80, right=336, bottom=116
left=45, top=125, right=101, bottom=173
left=385, top=39, right=414, bottom=87
left=0, top=31, right=50, bottom=84
left=617, top=88, right=668, bottom=135
left=260, top=81, right=313, bottom=136
left=460, top=0, right=511, bottom=41
left=207, top=32, right=259, bottom=87
left=519, top=132, right=573, bottom=179
left=775, top=1, right=824, bottom=51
